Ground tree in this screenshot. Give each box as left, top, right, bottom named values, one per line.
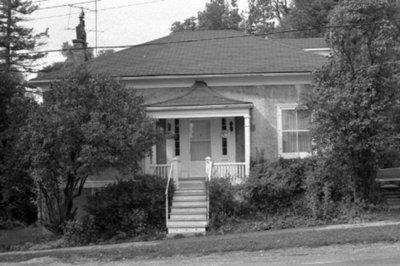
left=243, top=0, right=339, bottom=38
left=0, top=0, right=48, bottom=72
left=170, top=0, right=242, bottom=32
left=170, top=16, right=197, bottom=33
left=244, top=0, right=277, bottom=35
left=22, top=68, right=158, bottom=233
left=0, top=73, right=38, bottom=224
left=302, top=0, right=400, bottom=202
left=0, top=0, right=47, bottom=225
left=277, top=0, right=339, bottom=38
left=97, top=49, right=115, bottom=58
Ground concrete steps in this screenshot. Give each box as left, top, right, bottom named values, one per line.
left=167, top=177, right=208, bottom=237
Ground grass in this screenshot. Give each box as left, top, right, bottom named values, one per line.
left=1, top=223, right=400, bottom=263
left=0, top=225, right=59, bottom=252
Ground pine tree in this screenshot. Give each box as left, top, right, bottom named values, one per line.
left=0, top=0, right=48, bottom=73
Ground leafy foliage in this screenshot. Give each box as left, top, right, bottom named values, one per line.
left=244, top=0, right=290, bottom=35
left=0, top=71, right=38, bottom=225
left=170, top=0, right=242, bottom=32
left=22, top=68, right=157, bottom=234
left=302, top=0, right=400, bottom=202
left=0, top=0, right=46, bottom=225
left=65, top=176, right=174, bottom=243
left=245, top=158, right=312, bottom=214
left=207, top=178, right=243, bottom=230
left=276, top=0, right=339, bottom=38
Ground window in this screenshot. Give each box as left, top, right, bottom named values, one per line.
left=277, top=104, right=311, bottom=158
left=222, top=118, right=227, bottom=155
left=174, top=119, right=180, bottom=156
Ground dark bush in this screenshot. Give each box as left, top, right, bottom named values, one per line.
left=245, top=158, right=315, bottom=214
left=207, top=178, right=243, bottom=230
left=64, top=216, right=95, bottom=246
left=68, top=175, right=174, bottom=242
left=303, top=155, right=359, bottom=219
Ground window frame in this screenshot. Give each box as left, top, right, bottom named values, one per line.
left=277, top=103, right=311, bottom=159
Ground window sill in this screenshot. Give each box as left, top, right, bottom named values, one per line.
left=279, top=152, right=311, bottom=159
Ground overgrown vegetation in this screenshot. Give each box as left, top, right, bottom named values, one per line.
left=64, top=175, right=174, bottom=245
left=20, top=68, right=158, bottom=234
left=302, top=0, right=400, bottom=203
left=0, top=0, right=47, bottom=227
left=208, top=157, right=386, bottom=233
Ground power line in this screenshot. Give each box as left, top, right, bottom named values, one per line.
left=36, top=0, right=99, bottom=11
left=31, top=0, right=165, bottom=21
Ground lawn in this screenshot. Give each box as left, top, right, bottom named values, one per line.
left=0, top=225, right=59, bottom=252
left=1, top=223, right=400, bottom=263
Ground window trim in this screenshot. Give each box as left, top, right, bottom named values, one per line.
left=277, top=103, right=311, bottom=159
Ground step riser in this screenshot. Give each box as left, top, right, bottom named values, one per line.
left=174, top=196, right=207, bottom=201
left=172, top=202, right=207, bottom=208
left=175, top=191, right=206, bottom=196
left=168, top=228, right=206, bottom=235
left=171, top=207, right=207, bottom=214
left=170, top=214, right=207, bottom=220
left=179, top=185, right=206, bottom=190
left=168, top=221, right=208, bottom=227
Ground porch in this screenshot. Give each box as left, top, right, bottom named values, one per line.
left=143, top=81, right=253, bottom=182
left=142, top=82, right=253, bottom=236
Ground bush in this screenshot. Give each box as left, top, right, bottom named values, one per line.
left=245, top=158, right=314, bottom=214
left=64, top=216, right=95, bottom=246
left=207, top=178, right=243, bottom=230
left=64, top=175, right=174, bottom=244
left=303, top=155, right=356, bottom=219
left=82, top=175, right=173, bottom=241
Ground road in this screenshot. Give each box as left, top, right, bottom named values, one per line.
left=3, top=242, right=400, bottom=266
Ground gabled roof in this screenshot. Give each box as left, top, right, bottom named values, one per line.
left=32, top=30, right=328, bottom=81
left=147, top=81, right=252, bottom=108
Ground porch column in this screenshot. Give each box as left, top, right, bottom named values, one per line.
left=244, top=115, right=251, bottom=177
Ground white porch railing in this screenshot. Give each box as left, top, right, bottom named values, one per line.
left=205, top=157, right=246, bottom=184
left=150, top=164, right=170, bottom=179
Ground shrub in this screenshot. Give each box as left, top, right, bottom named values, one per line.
left=245, top=158, right=314, bottom=214
left=64, top=216, right=95, bottom=246
left=207, top=178, right=243, bottom=230
left=78, top=175, right=174, bottom=241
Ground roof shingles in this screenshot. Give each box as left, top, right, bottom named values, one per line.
left=33, top=31, right=328, bottom=81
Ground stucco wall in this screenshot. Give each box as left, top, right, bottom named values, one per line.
left=135, top=84, right=310, bottom=161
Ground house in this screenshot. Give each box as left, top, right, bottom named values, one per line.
left=31, top=29, right=328, bottom=235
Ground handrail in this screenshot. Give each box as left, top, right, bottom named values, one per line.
left=165, top=162, right=174, bottom=228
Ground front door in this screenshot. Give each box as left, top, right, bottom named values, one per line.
left=189, top=120, right=211, bottom=177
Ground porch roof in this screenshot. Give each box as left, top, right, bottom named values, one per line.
left=146, top=81, right=252, bottom=108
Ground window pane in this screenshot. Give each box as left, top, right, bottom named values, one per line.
left=298, top=111, right=310, bottom=130
left=298, top=132, right=311, bottom=152
left=282, top=132, right=297, bottom=153
left=282, top=110, right=296, bottom=130
left=190, top=120, right=210, bottom=140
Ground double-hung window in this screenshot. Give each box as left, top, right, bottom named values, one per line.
left=277, top=104, right=311, bottom=158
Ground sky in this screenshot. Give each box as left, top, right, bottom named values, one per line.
left=25, top=0, right=248, bottom=69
